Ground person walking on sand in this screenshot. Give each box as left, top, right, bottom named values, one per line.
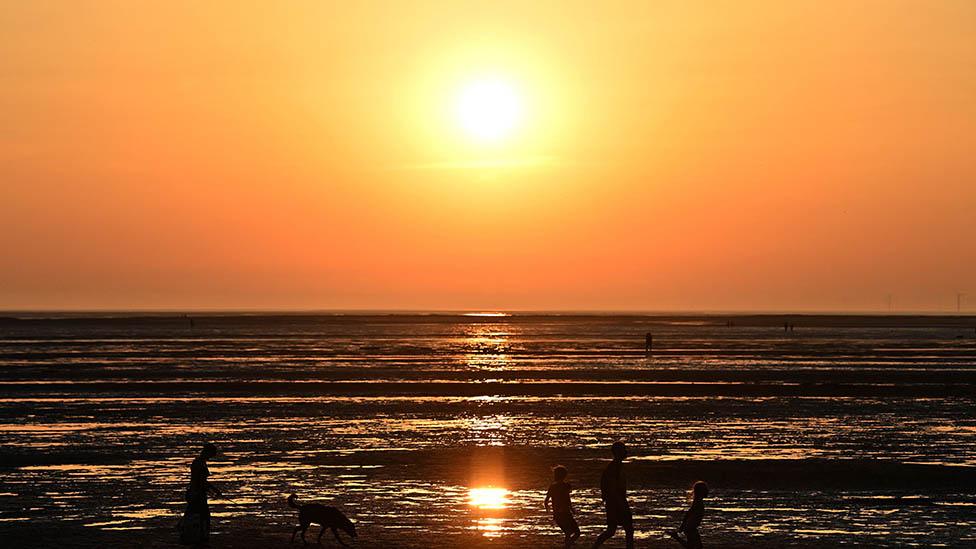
left=593, top=441, right=634, bottom=548
left=645, top=332, right=653, bottom=353
left=545, top=465, right=581, bottom=547
left=669, top=481, right=708, bottom=549
left=179, top=443, right=223, bottom=546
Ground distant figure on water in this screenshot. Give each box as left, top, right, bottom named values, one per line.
left=179, top=443, right=222, bottom=546
left=645, top=332, right=653, bottom=353
left=545, top=465, right=580, bottom=547
left=593, top=441, right=634, bottom=548
left=669, top=481, right=708, bottom=549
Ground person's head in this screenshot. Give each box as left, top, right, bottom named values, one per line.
left=611, top=441, right=627, bottom=461
left=201, top=442, right=218, bottom=460
left=691, top=481, right=709, bottom=500
left=552, top=465, right=568, bottom=482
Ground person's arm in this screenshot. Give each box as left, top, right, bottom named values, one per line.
left=206, top=480, right=222, bottom=498
left=600, top=470, right=610, bottom=502
left=619, top=466, right=627, bottom=500
left=678, top=507, right=690, bottom=532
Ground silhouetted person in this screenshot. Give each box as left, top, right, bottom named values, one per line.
left=545, top=465, right=580, bottom=548
left=180, top=443, right=222, bottom=546
left=669, top=481, right=708, bottom=549
left=645, top=332, right=653, bottom=352
left=593, top=441, right=633, bottom=548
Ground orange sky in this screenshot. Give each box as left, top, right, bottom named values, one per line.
left=2, top=1, right=974, bottom=311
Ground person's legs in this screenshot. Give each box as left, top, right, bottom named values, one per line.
left=686, top=529, right=702, bottom=549
left=557, top=514, right=570, bottom=546
left=557, top=513, right=580, bottom=548
left=592, top=524, right=616, bottom=548
left=201, top=500, right=210, bottom=540
left=564, top=515, right=580, bottom=547
left=621, top=508, right=634, bottom=549
left=186, top=494, right=211, bottom=546
left=594, top=505, right=627, bottom=548
left=570, top=529, right=581, bottom=544
left=193, top=503, right=211, bottom=549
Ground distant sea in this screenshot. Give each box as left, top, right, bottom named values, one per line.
left=1, top=313, right=974, bottom=547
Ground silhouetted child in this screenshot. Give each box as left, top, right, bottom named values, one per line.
left=545, top=465, right=580, bottom=547
left=593, top=441, right=633, bottom=548
left=669, top=481, right=708, bottom=549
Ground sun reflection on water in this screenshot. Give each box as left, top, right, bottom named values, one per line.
left=465, top=414, right=512, bottom=446
left=468, top=487, right=510, bottom=509
left=473, top=517, right=505, bottom=538
left=463, top=324, right=515, bottom=371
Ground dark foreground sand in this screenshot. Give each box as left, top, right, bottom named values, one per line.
left=6, top=522, right=808, bottom=549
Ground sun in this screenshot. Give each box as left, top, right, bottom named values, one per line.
left=455, top=78, right=523, bottom=142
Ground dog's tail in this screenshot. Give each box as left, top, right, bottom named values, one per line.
left=287, top=493, right=300, bottom=509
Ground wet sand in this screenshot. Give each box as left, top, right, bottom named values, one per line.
left=2, top=314, right=975, bottom=547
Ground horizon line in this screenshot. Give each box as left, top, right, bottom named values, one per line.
left=1, top=308, right=973, bottom=316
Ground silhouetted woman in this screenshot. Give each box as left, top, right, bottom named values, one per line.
left=180, top=443, right=222, bottom=546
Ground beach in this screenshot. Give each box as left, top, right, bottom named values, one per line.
left=1, top=313, right=975, bottom=547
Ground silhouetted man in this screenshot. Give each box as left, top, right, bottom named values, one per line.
left=644, top=332, right=653, bottom=353
left=593, top=441, right=633, bottom=548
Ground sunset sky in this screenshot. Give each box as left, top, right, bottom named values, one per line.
left=2, top=1, right=974, bottom=311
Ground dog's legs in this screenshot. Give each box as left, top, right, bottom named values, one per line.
left=301, top=523, right=310, bottom=545
left=318, top=525, right=325, bottom=544
left=668, top=530, right=689, bottom=548
left=291, top=525, right=303, bottom=543
left=333, top=527, right=349, bottom=547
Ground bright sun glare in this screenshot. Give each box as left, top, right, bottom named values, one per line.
left=456, top=78, right=523, bottom=142
left=468, top=487, right=510, bottom=509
